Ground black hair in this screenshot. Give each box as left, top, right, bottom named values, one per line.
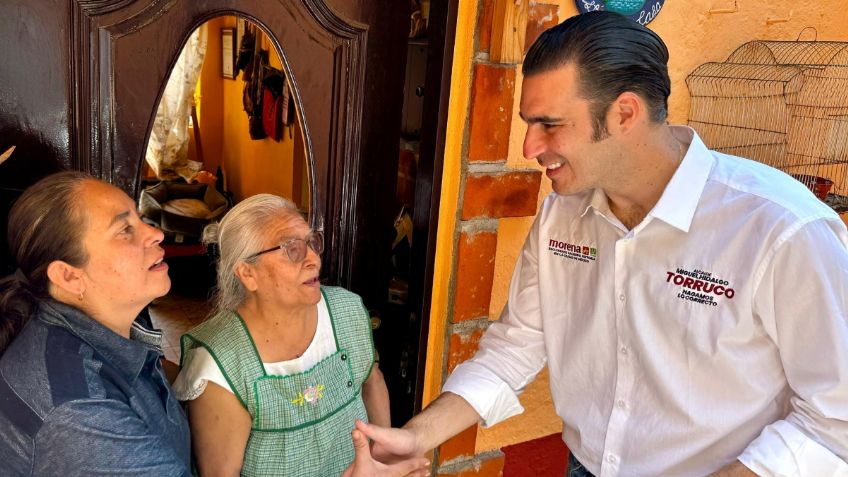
left=523, top=11, right=671, bottom=139
left=0, top=171, right=91, bottom=355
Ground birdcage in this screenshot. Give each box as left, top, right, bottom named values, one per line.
left=687, top=37, right=848, bottom=211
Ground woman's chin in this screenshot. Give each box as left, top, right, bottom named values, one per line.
left=151, top=277, right=172, bottom=300
left=302, top=286, right=322, bottom=305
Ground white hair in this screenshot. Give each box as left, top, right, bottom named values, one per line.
left=203, top=194, right=302, bottom=314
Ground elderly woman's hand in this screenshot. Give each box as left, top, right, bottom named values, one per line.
left=340, top=429, right=430, bottom=477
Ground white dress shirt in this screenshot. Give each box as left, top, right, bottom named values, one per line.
left=444, top=127, right=848, bottom=477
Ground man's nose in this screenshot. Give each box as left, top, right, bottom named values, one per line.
left=523, top=126, right=546, bottom=161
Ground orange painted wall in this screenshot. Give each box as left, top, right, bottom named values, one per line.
left=425, top=0, right=848, bottom=456
left=197, top=16, right=305, bottom=207
left=196, top=18, right=225, bottom=174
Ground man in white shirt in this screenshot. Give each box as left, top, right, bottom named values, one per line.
left=359, top=11, right=848, bottom=477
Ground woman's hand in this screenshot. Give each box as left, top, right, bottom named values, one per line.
left=341, top=428, right=429, bottom=477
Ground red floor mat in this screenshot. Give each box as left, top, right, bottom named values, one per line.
left=501, top=433, right=568, bottom=477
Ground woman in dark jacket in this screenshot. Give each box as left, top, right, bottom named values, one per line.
left=0, top=171, right=191, bottom=476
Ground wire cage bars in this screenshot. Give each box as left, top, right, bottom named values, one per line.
left=687, top=39, right=848, bottom=211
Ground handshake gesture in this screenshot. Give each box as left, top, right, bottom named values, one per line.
left=343, top=393, right=481, bottom=477
left=342, top=420, right=429, bottom=477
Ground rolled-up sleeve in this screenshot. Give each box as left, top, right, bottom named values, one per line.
left=444, top=214, right=548, bottom=427
left=741, top=218, right=848, bottom=475
left=34, top=399, right=191, bottom=477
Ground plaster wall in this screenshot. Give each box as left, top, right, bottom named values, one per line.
left=197, top=16, right=304, bottom=206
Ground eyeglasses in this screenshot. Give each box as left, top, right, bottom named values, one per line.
left=247, top=230, right=324, bottom=263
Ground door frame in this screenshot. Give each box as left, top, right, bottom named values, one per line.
left=408, top=0, right=458, bottom=414
left=68, top=0, right=368, bottom=288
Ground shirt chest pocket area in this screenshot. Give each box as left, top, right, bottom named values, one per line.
left=251, top=349, right=359, bottom=431
left=661, top=274, right=749, bottom=354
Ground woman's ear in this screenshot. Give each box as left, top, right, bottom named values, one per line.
left=235, top=262, right=259, bottom=292
left=46, top=260, right=86, bottom=297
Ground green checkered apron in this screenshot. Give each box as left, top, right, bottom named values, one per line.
left=181, top=286, right=374, bottom=476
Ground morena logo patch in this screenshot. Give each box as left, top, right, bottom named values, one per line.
left=548, top=238, right=597, bottom=264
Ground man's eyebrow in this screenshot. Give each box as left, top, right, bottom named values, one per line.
left=519, top=112, right=563, bottom=124
left=109, top=211, right=131, bottom=228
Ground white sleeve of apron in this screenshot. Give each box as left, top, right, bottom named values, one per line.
left=172, top=347, right=235, bottom=400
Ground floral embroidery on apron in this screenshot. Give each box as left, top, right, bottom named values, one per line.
left=291, top=384, right=325, bottom=406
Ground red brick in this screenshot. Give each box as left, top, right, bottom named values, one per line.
left=468, top=64, right=515, bottom=162
left=461, top=171, right=541, bottom=220
left=525, top=4, right=559, bottom=53
left=478, top=0, right=495, bottom=54
left=438, top=453, right=506, bottom=477
left=438, top=424, right=478, bottom=465
left=452, top=231, right=497, bottom=322
left=447, top=328, right=485, bottom=374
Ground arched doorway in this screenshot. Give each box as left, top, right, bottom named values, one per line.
left=70, top=0, right=381, bottom=287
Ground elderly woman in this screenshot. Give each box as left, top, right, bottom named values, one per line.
left=0, top=171, right=190, bottom=476
left=174, top=194, right=408, bottom=477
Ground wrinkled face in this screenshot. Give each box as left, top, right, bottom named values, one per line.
left=250, top=212, right=322, bottom=309
left=520, top=63, right=617, bottom=196
left=79, top=180, right=170, bottom=309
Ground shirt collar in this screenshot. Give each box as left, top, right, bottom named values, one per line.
left=649, top=126, right=715, bottom=233
left=37, top=300, right=158, bottom=384
left=580, top=188, right=609, bottom=218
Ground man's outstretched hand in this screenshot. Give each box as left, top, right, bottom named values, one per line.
left=344, top=393, right=481, bottom=475
left=341, top=427, right=429, bottom=477
left=353, top=420, right=423, bottom=464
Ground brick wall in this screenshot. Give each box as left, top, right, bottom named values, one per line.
left=433, top=1, right=559, bottom=475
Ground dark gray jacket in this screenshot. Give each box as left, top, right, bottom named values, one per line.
left=0, top=300, right=190, bottom=476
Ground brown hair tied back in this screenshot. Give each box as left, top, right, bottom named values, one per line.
left=0, top=171, right=91, bottom=355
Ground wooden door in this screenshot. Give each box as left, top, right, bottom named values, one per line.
left=0, top=0, right=408, bottom=311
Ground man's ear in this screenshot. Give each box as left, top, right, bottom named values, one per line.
left=608, top=91, right=643, bottom=134
left=235, top=262, right=259, bottom=292
left=46, top=260, right=86, bottom=296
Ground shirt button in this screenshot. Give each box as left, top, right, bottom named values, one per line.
left=620, top=346, right=628, bottom=355
left=347, top=380, right=353, bottom=387
left=618, top=294, right=625, bottom=302
left=607, top=454, right=616, bottom=464
left=341, top=354, right=347, bottom=361
left=617, top=399, right=626, bottom=409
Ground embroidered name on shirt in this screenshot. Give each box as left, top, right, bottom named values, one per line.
left=666, top=268, right=735, bottom=306
left=548, top=239, right=597, bottom=263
